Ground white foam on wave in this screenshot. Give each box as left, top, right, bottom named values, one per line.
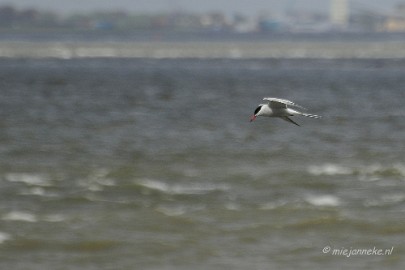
left=259, top=200, right=289, bottom=210
left=19, top=187, right=46, bottom=196
left=156, top=205, right=187, bottom=216
left=18, top=187, right=60, bottom=198
left=2, top=211, right=38, bottom=222
left=43, top=214, right=66, bottom=223
left=225, top=202, right=241, bottom=211
left=364, top=192, right=405, bottom=207
left=4, top=173, right=52, bottom=186
left=156, top=204, right=205, bottom=216
left=78, top=168, right=116, bottom=192
left=136, top=178, right=229, bottom=195
left=2, top=211, right=67, bottom=223
left=381, top=193, right=405, bottom=203
left=305, top=194, right=341, bottom=207
left=90, top=169, right=115, bottom=186
left=307, top=164, right=352, bottom=176
left=359, top=163, right=405, bottom=181
left=0, top=232, right=11, bottom=244
left=307, top=163, right=405, bottom=181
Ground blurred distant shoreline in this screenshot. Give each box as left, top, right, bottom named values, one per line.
left=1, top=28, right=405, bottom=43
left=1, top=32, right=405, bottom=59
left=2, top=2, right=405, bottom=60
left=2, top=2, right=405, bottom=38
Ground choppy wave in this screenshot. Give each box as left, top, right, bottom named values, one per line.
left=19, top=187, right=47, bottom=196
left=2, top=211, right=38, bottom=222
left=307, top=163, right=405, bottom=181
left=307, top=163, right=352, bottom=176
left=77, top=169, right=116, bottom=192
left=0, top=232, right=11, bottom=244
left=136, top=178, right=230, bottom=195
left=2, top=211, right=67, bottom=223
left=364, top=192, right=405, bottom=207
left=304, top=194, right=341, bottom=207
left=4, top=173, right=52, bottom=186
left=155, top=204, right=206, bottom=217
left=1, top=56, right=405, bottom=269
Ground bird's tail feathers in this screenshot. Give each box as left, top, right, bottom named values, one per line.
left=301, top=113, right=321, bottom=119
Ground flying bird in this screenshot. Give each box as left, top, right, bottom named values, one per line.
left=250, top=97, right=321, bottom=126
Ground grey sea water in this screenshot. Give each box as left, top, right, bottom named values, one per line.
left=0, top=40, right=405, bottom=269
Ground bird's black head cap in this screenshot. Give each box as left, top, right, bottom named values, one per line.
left=254, top=105, right=262, bottom=115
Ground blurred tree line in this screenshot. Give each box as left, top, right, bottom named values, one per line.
left=0, top=5, right=59, bottom=29
left=0, top=5, right=233, bottom=32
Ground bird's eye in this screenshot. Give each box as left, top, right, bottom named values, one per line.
left=254, top=106, right=262, bottom=115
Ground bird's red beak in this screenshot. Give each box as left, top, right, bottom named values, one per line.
left=250, top=115, right=257, bottom=122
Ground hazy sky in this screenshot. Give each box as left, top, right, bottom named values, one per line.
left=0, top=0, right=400, bottom=16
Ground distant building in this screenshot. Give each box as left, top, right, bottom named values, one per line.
left=330, top=0, right=349, bottom=28
left=383, top=3, right=405, bottom=32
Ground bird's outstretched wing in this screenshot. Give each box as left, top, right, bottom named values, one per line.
left=263, top=97, right=306, bottom=110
